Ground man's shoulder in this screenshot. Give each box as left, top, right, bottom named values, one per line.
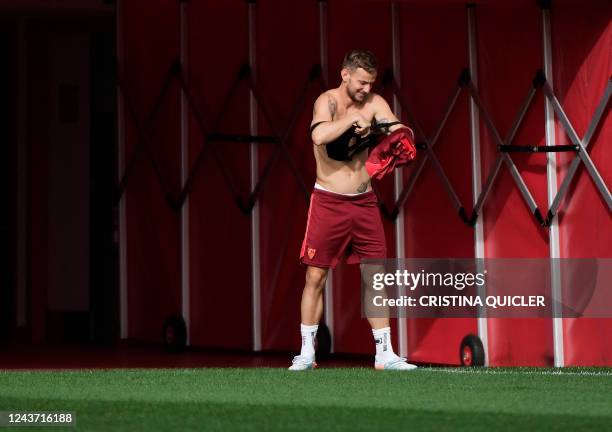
left=365, top=92, right=386, bottom=105
left=317, top=89, right=338, bottom=100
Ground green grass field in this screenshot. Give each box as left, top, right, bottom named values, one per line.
left=1, top=367, right=611, bottom=431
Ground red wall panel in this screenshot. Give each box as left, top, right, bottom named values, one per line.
left=477, top=4, right=552, bottom=366
left=121, top=0, right=182, bottom=341
left=118, top=0, right=610, bottom=366
left=553, top=0, right=612, bottom=366
left=28, top=26, right=49, bottom=343
left=398, top=3, right=477, bottom=365
left=187, top=0, right=252, bottom=349
left=256, top=0, right=319, bottom=351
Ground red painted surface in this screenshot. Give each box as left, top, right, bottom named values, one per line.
left=116, top=0, right=611, bottom=366
left=121, top=0, right=182, bottom=342
left=476, top=4, right=552, bottom=367
left=398, top=3, right=477, bottom=366
left=553, top=0, right=612, bottom=366
left=186, top=0, right=252, bottom=350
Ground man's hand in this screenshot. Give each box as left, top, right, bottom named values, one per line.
left=353, top=112, right=371, bottom=137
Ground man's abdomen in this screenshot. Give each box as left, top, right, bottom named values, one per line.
left=315, top=153, right=371, bottom=194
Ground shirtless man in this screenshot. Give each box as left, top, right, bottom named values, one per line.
left=289, top=49, right=417, bottom=371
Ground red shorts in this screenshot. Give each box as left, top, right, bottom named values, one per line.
left=300, top=188, right=387, bottom=268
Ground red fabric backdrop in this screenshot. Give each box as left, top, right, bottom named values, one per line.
left=397, top=3, right=477, bottom=365
left=118, top=0, right=610, bottom=366
left=552, top=0, right=612, bottom=366
left=121, top=0, right=181, bottom=341
left=187, top=0, right=252, bottom=349
left=476, top=3, right=552, bottom=366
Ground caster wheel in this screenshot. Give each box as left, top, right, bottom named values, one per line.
left=460, top=334, right=484, bottom=366
left=163, top=315, right=187, bottom=352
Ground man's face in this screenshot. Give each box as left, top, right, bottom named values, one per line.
left=343, top=67, right=377, bottom=102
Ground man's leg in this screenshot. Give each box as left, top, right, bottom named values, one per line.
left=361, top=263, right=417, bottom=371
left=361, top=263, right=391, bottom=330
left=289, top=265, right=328, bottom=371
left=301, top=265, right=328, bottom=325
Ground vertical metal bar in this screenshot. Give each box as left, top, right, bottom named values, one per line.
left=391, top=1, right=408, bottom=359
left=467, top=4, right=489, bottom=366
left=319, top=0, right=334, bottom=352
left=542, top=6, right=564, bottom=368
left=117, top=0, right=129, bottom=340
left=248, top=0, right=262, bottom=352
left=179, top=0, right=191, bottom=345
left=16, top=19, right=27, bottom=328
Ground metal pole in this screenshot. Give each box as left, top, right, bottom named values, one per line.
left=319, top=0, right=334, bottom=352
left=467, top=4, right=489, bottom=365
left=117, top=0, right=129, bottom=339
left=542, top=5, right=564, bottom=367
left=248, top=0, right=262, bottom=352
left=391, top=1, right=408, bottom=359
left=180, top=0, right=191, bottom=345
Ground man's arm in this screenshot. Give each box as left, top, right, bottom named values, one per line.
left=372, top=94, right=409, bottom=135
left=310, top=93, right=369, bottom=146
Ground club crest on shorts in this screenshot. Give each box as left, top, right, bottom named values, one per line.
left=307, top=248, right=316, bottom=259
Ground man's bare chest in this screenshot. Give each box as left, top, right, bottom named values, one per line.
left=332, top=106, right=375, bottom=122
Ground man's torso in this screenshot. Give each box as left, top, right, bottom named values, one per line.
left=313, top=89, right=377, bottom=194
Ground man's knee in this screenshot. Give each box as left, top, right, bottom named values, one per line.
left=305, top=266, right=329, bottom=291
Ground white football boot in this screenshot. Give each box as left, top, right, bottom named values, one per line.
left=288, top=355, right=318, bottom=371
left=375, top=356, right=417, bottom=371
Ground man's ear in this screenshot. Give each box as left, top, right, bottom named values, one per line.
left=341, top=68, right=350, bottom=83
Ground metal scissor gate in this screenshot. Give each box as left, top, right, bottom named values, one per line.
left=116, top=0, right=611, bottom=366
left=376, top=69, right=611, bottom=226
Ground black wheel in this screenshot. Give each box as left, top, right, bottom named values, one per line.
left=316, top=323, right=332, bottom=360
left=460, top=334, right=484, bottom=366
left=163, top=315, right=187, bottom=352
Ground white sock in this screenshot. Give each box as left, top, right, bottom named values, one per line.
left=372, top=327, right=398, bottom=363
left=300, top=324, right=318, bottom=359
